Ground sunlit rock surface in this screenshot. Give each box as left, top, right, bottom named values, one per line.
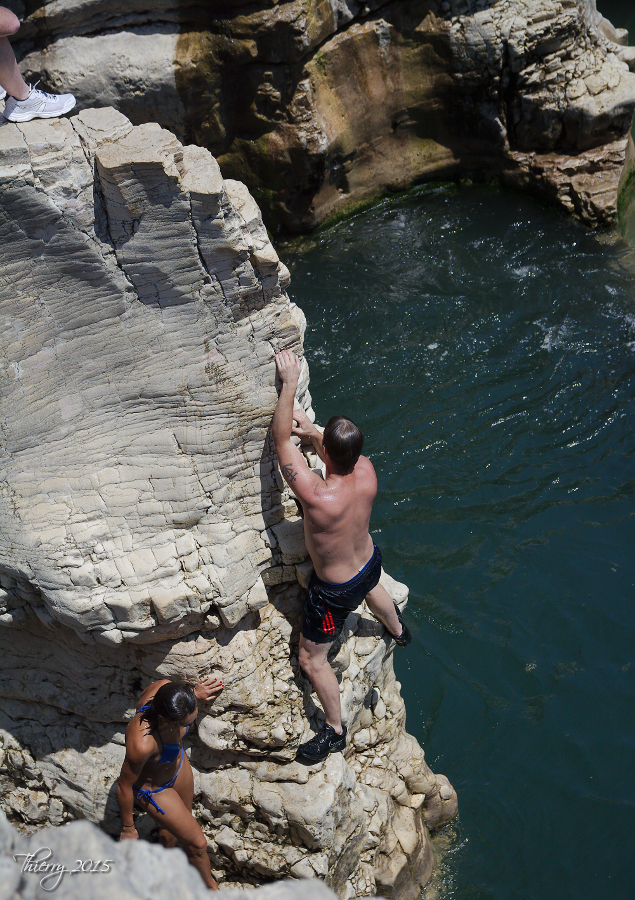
left=7, top=0, right=635, bottom=229
left=0, top=109, right=457, bottom=898
left=0, top=811, right=339, bottom=900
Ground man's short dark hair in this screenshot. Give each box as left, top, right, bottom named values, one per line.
left=323, top=416, right=364, bottom=473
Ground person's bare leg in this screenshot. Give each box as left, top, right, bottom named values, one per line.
left=166, top=754, right=194, bottom=848
left=135, top=786, right=217, bottom=890
left=158, top=829, right=178, bottom=849
left=0, top=9, right=29, bottom=100
left=365, top=583, right=402, bottom=636
left=159, top=752, right=193, bottom=848
left=298, top=634, right=343, bottom=733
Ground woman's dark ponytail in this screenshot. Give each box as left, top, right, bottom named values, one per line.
left=140, top=682, right=197, bottom=729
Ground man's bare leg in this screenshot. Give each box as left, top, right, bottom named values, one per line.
left=298, top=634, right=343, bottom=733
left=0, top=9, right=29, bottom=100
left=365, top=583, right=403, bottom=637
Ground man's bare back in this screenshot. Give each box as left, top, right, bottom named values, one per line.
left=271, top=353, right=378, bottom=582
left=297, top=443, right=378, bottom=583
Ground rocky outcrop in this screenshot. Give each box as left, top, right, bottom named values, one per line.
left=0, top=108, right=457, bottom=898
left=617, top=112, right=635, bottom=244
left=0, top=810, right=338, bottom=900
left=500, top=137, right=631, bottom=224
left=6, top=0, right=635, bottom=230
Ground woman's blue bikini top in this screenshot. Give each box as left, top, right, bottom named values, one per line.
left=138, top=703, right=190, bottom=765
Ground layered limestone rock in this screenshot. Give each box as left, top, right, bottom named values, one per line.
left=0, top=109, right=457, bottom=898
left=6, top=0, right=635, bottom=229
left=1, top=810, right=339, bottom=900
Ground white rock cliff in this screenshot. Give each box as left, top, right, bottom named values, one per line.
left=0, top=109, right=457, bottom=898
left=6, top=0, right=635, bottom=230
left=0, top=810, right=341, bottom=900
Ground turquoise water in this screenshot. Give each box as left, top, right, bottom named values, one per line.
left=280, top=185, right=635, bottom=900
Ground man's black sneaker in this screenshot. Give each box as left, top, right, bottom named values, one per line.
left=297, top=724, right=347, bottom=763
left=393, top=601, right=412, bottom=647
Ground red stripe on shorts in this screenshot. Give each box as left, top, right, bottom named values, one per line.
left=323, top=610, right=335, bottom=635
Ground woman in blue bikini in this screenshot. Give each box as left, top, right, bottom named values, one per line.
left=117, top=676, right=223, bottom=889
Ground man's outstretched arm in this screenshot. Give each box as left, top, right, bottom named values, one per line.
left=272, top=350, right=322, bottom=498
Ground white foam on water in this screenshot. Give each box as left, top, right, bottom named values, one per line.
left=535, top=319, right=573, bottom=351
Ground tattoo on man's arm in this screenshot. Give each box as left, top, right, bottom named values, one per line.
left=282, top=464, right=297, bottom=483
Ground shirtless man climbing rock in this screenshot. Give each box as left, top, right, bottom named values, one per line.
left=273, top=350, right=411, bottom=763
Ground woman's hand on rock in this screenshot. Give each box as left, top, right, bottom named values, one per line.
left=194, top=675, right=224, bottom=703
left=119, top=825, right=139, bottom=841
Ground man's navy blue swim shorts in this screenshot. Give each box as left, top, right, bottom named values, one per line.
left=302, top=544, right=382, bottom=644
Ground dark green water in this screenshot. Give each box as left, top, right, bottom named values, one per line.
left=279, top=185, right=635, bottom=900
left=597, top=0, right=635, bottom=43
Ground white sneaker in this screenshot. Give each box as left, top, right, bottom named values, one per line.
left=3, top=83, right=75, bottom=122
left=0, top=87, right=6, bottom=101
